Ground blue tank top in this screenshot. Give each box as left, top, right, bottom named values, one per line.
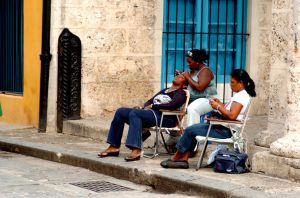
left=187, top=67, right=217, bottom=102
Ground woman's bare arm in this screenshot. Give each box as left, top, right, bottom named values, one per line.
left=183, top=68, right=212, bottom=91
left=210, top=100, right=243, bottom=120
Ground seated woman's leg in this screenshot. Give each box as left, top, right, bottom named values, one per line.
left=99, top=107, right=133, bottom=157
left=107, top=107, right=133, bottom=148
left=125, top=109, right=159, bottom=150
left=123, top=109, right=164, bottom=161
left=160, top=123, right=232, bottom=166
left=176, top=123, right=209, bottom=154
left=176, top=123, right=232, bottom=154
left=125, top=109, right=177, bottom=150
left=186, top=98, right=213, bottom=127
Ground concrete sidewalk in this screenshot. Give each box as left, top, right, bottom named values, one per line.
left=0, top=123, right=300, bottom=198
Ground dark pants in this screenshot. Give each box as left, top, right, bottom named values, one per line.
left=176, top=123, right=232, bottom=153
left=107, top=107, right=177, bottom=149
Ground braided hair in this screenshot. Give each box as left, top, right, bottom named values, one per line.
left=230, top=69, right=256, bottom=97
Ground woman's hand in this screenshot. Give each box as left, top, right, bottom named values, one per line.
left=133, top=106, right=142, bottom=109
left=210, top=97, right=221, bottom=104
left=209, top=99, right=218, bottom=109
left=209, top=98, right=223, bottom=109
left=182, top=72, right=191, bottom=79
left=175, top=70, right=182, bottom=76
left=143, top=104, right=153, bottom=110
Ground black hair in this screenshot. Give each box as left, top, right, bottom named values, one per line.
left=230, top=69, right=256, bottom=97
left=186, top=49, right=208, bottom=63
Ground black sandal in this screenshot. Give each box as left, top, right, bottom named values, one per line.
left=160, top=159, right=189, bottom=169
left=98, top=151, right=119, bottom=158
left=124, top=155, right=141, bottom=162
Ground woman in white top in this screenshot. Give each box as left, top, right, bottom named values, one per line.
left=160, top=69, right=256, bottom=169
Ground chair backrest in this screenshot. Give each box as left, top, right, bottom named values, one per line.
left=181, top=89, right=190, bottom=112
left=238, top=99, right=252, bottom=135
left=176, top=89, right=190, bottom=129
left=228, top=99, right=251, bottom=151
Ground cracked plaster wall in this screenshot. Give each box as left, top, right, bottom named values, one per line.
left=46, top=0, right=163, bottom=132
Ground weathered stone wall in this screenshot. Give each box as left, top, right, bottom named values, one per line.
left=47, top=0, right=163, bottom=131
left=46, top=0, right=278, bottom=131
left=254, top=0, right=296, bottom=147
left=247, top=0, right=272, bottom=115
left=252, top=0, right=300, bottom=181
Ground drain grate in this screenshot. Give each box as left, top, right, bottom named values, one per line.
left=70, top=181, right=134, bottom=193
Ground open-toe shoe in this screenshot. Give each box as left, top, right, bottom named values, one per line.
left=98, top=151, right=119, bottom=158
left=124, top=155, right=141, bottom=162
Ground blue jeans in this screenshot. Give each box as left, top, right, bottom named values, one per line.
left=176, top=123, right=232, bottom=153
left=107, top=107, right=177, bottom=149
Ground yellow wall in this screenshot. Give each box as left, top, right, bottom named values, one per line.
left=0, top=0, right=42, bottom=127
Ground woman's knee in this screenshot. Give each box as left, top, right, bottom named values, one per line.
left=187, top=105, right=197, bottom=114
left=188, top=98, right=207, bottom=111
left=184, top=125, right=196, bottom=137
left=115, top=108, right=123, bottom=115
left=185, top=123, right=208, bottom=137
left=128, top=109, right=141, bottom=119
left=114, top=107, right=132, bottom=120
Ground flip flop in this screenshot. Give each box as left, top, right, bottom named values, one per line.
left=98, top=151, right=119, bottom=158
left=124, top=155, right=141, bottom=162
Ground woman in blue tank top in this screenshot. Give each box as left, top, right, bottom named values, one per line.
left=180, top=49, right=217, bottom=126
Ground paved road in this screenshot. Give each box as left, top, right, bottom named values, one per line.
left=0, top=151, right=201, bottom=198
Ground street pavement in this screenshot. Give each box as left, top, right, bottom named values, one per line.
left=0, top=118, right=300, bottom=197
left=0, top=150, right=199, bottom=198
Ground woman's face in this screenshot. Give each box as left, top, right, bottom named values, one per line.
left=186, top=57, right=199, bottom=70
left=173, top=73, right=186, bottom=86
left=230, top=77, right=244, bottom=92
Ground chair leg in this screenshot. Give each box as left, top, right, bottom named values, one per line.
left=143, top=128, right=159, bottom=158
left=196, top=140, right=209, bottom=170
left=196, top=124, right=212, bottom=170
left=154, top=126, right=159, bottom=155
left=160, top=130, right=171, bottom=154
left=143, top=114, right=164, bottom=158
left=194, top=142, right=199, bottom=152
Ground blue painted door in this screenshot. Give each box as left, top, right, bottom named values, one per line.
left=162, top=0, right=248, bottom=98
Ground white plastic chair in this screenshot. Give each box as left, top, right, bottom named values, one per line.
left=195, top=100, right=252, bottom=170
left=143, top=89, right=190, bottom=158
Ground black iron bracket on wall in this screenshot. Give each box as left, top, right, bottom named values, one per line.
left=57, top=28, right=81, bottom=133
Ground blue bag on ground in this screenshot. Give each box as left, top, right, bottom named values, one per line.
left=213, top=148, right=248, bottom=174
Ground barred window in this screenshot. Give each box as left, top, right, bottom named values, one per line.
left=0, top=0, right=23, bottom=94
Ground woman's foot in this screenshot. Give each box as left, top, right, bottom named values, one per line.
left=160, top=150, right=190, bottom=169
left=172, top=150, right=190, bottom=161
left=160, top=159, right=189, bottom=169
left=124, top=148, right=141, bottom=162
left=98, top=146, right=120, bottom=158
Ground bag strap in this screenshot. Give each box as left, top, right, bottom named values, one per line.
left=148, top=109, right=158, bottom=132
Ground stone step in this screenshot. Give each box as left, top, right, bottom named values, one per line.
left=62, top=117, right=161, bottom=148
left=247, top=144, right=269, bottom=160
left=62, top=115, right=269, bottom=158
left=63, top=117, right=111, bottom=140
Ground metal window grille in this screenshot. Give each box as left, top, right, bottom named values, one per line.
left=162, top=0, right=249, bottom=101
left=0, top=0, right=23, bottom=94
